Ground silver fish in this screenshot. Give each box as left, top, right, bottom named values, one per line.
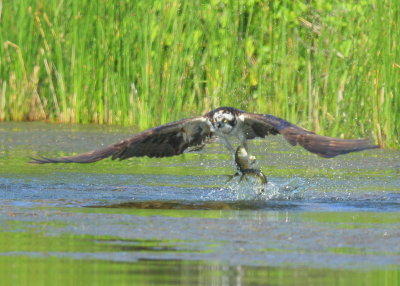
left=227, top=146, right=267, bottom=194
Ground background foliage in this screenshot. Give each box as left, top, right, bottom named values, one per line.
left=0, top=0, right=399, bottom=147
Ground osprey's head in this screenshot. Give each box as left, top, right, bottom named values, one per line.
left=210, top=109, right=237, bottom=134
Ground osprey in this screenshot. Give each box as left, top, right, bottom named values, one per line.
left=30, top=107, right=379, bottom=164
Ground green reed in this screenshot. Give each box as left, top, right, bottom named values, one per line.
left=0, top=0, right=398, bottom=147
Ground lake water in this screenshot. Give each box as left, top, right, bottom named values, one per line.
left=0, top=122, right=399, bottom=285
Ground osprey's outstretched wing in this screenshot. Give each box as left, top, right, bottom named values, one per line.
left=30, top=117, right=212, bottom=164
left=241, top=113, right=379, bottom=158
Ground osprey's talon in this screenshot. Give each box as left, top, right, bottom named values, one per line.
left=225, top=172, right=240, bottom=183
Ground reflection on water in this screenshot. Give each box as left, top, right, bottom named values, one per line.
left=97, top=200, right=302, bottom=210
left=2, top=255, right=396, bottom=286
left=0, top=122, right=399, bottom=286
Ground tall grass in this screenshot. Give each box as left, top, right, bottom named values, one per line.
left=0, top=0, right=399, bottom=147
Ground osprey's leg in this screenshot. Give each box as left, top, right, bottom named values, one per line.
left=219, top=135, right=236, bottom=154
left=219, top=135, right=238, bottom=165
left=218, top=135, right=245, bottom=182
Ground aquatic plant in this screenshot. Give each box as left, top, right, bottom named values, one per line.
left=0, top=0, right=398, bottom=147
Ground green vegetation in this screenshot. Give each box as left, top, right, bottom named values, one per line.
left=0, top=0, right=399, bottom=147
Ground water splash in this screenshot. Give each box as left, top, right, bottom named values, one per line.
left=209, top=176, right=307, bottom=201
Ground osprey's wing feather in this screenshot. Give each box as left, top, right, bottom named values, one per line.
left=241, top=113, right=379, bottom=158
left=30, top=117, right=212, bottom=164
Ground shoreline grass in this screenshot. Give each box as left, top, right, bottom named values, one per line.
left=0, top=0, right=399, bottom=147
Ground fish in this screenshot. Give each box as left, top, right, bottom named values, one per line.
left=226, top=146, right=267, bottom=194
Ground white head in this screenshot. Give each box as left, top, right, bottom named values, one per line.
left=211, top=109, right=237, bottom=134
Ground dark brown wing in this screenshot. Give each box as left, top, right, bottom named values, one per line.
left=30, top=117, right=212, bottom=164
left=241, top=113, right=379, bottom=158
